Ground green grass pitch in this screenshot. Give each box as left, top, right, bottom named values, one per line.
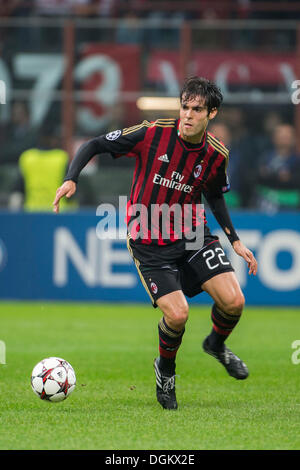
left=0, top=301, right=300, bottom=450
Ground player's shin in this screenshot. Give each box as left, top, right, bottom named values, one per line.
left=158, top=317, right=185, bottom=375
left=208, top=303, right=242, bottom=351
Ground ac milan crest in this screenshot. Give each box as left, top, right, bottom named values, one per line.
left=194, top=164, right=202, bottom=179
left=150, top=282, right=158, bottom=294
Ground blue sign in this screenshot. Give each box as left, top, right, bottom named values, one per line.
left=0, top=210, right=299, bottom=305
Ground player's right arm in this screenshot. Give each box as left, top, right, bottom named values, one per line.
left=52, top=123, right=149, bottom=213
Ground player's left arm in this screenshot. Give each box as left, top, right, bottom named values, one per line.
left=231, top=238, right=258, bottom=276
left=204, top=191, right=257, bottom=276
left=204, top=148, right=257, bottom=275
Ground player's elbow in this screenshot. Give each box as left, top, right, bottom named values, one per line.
left=81, top=138, right=100, bottom=155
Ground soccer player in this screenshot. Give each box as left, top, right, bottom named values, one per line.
left=53, top=77, right=257, bottom=410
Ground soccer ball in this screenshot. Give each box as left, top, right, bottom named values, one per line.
left=31, top=357, right=76, bottom=402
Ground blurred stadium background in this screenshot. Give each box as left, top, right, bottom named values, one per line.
left=0, top=0, right=299, bottom=306
left=1, top=2, right=300, bottom=452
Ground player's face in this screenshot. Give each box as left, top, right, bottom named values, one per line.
left=179, top=95, right=218, bottom=143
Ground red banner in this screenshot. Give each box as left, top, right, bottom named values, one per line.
left=77, top=44, right=141, bottom=132
left=147, top=50, right=297, bottom=86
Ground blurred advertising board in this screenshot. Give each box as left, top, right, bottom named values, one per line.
left=1, top=43, right=140, bottom=132
left=0, top=211, right=299, bottom=306
left=1, top=45, right=295, bottom=134
left=147, top=50, right=296, bottom=88
left=76, top=43, right=141, bottom=132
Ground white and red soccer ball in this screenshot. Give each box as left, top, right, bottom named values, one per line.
left=31, top=357, right=76, bottom=402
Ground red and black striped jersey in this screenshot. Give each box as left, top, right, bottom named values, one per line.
left=67, top=118, right=230, bottom=245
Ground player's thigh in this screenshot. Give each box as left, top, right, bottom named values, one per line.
left=180, top=240, right=234, bottom=298
left=156, top=290, right=189, bottom=330
left=127, top=237, right=189, bottom=328
left=202, top=271, right=245, bottom=315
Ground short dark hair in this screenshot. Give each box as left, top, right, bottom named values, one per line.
left=180, top=77, right=223, bottom=114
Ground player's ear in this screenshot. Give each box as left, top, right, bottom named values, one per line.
left=208, top=108, right=218, bottom=120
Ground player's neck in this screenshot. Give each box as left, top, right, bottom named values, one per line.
left=178, top=122, right=207, bottom=145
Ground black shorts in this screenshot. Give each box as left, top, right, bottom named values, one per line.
left=127, top=227, right=234, bottom=308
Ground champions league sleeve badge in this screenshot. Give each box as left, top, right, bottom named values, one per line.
left=105, top=130, right=122, bottom=141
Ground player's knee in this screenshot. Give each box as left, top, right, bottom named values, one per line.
left=163, top=303, right=189, bottom=330
left=225, top=292, right=245, bottom=316
left=173, top=304, right=189, bottom=328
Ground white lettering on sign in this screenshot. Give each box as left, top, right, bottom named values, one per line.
left=258, top=230, right=300, bottom=290
left=13, top=53, right=121, bottom=132
left=215, top=229, right=300, bottom=291
left=75, top=54, right=121, bottom=133
left=53, top=228, right=98, bottom=286
left=98, top=237, right=136, bottom=287
left=53, top=226, right=300, bottom=293
left=53, top=227, right=135, bottom=288
left=14, top=53, right=64, bottom=126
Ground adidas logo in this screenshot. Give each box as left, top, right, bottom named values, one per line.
left=158, top=153, right=169, bottom=163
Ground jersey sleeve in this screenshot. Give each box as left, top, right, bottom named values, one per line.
left=204, top=191, right=239, bottom=244
left=206, top=153, right=231, bottom=197
left=95, top=122, right=149, bottom=158
left=203, top=152, right=239, bottom=244
left=64, top=121, right=149, bottom=183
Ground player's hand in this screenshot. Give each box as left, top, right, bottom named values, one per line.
left=53, top=180, right=76, bottom=214
left=232, top=240, right=257, bottom=276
